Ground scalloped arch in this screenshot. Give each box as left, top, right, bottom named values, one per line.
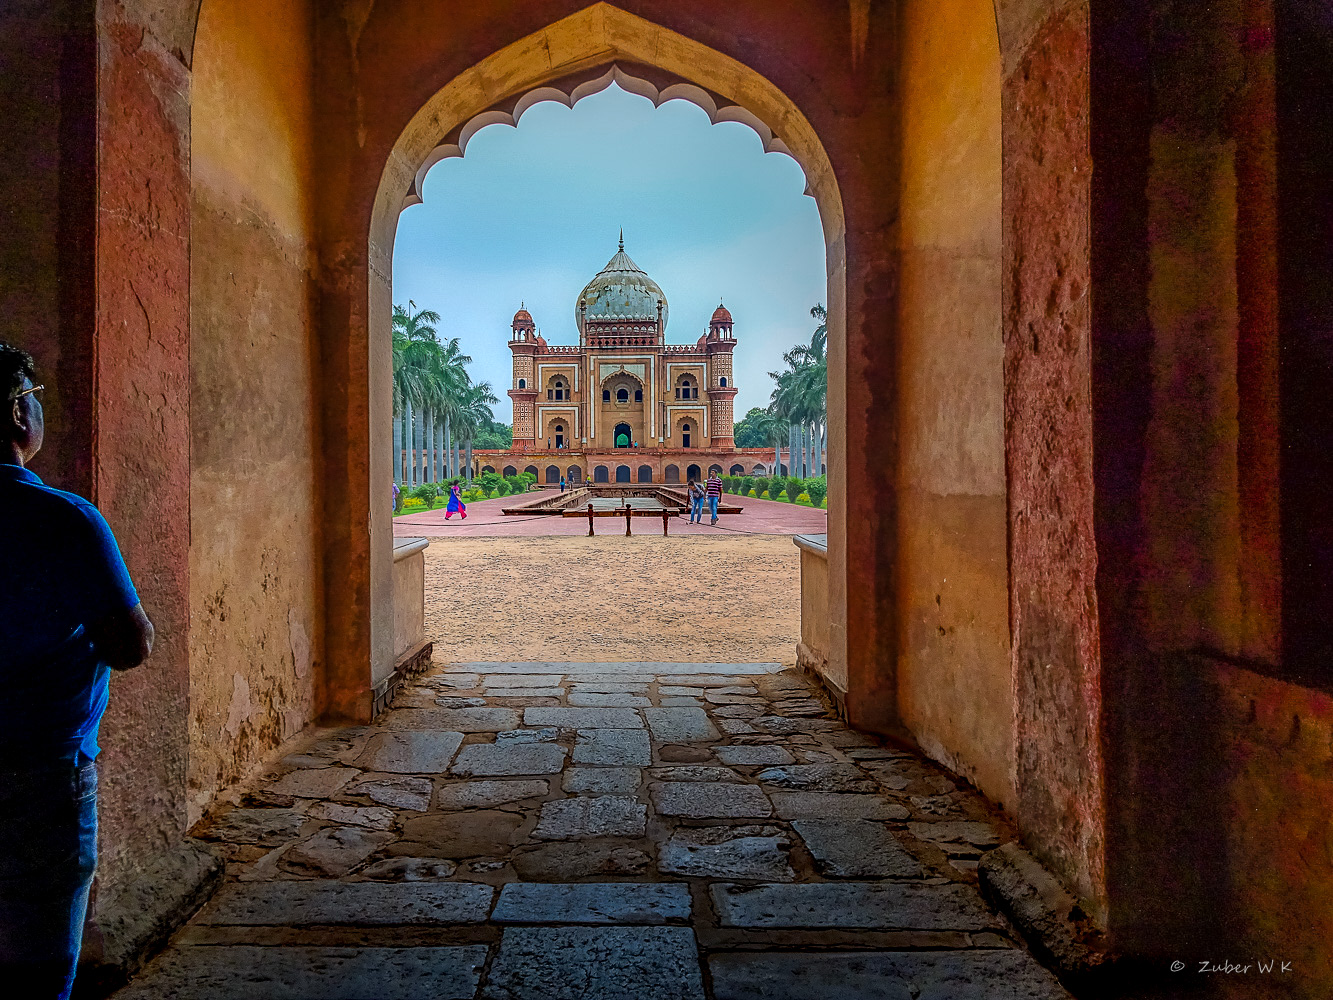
left=372, top=2, right=843, bottom=262
left=401, top=62, right=808, bottom=213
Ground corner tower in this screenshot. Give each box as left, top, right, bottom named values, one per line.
left=705, top=302, right=738, bottom=448
left=507, top=304, right=539, bottom=442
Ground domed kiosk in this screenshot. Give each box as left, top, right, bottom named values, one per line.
left=576, top=234, right=668, bottom=348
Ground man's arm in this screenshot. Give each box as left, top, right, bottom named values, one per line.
left=86, top=602, right=154, bottom=671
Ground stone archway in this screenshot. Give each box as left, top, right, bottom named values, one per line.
left=545, top=465, right=560, bottom=484
left=615, top=465, right=631, bottom=483
left=567, top=465, right=583, bottom=483
left=686, top=464, right=702, bottom=482
left=594, top=466, right=610, bottom=484
left=664, top=465, right=681, bottom=484
left=638, top=465, right=653, bottom=483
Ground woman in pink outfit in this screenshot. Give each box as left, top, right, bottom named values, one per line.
left=444, top=480, right=467, bottom=519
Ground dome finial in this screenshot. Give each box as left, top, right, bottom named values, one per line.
left=618, top=227, right=624, bottom=252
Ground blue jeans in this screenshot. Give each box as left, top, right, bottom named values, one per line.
left=0, top=754, right=98, bottom=999
left=690, top=497, right=703, bottom=522
left=708, top=495, right=719, bottom=522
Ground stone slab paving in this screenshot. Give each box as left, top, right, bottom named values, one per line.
left=117, top=945, right=488, bottom=1000
left=197, top=881, right=494, bottom=925
left=482, top=926, right=706, bottom=1000
left=709, top=950, right=1070, bottom=1000
left=119, top=661, right=1072, bottom=999
left=492, top=882, right=691, bottom=924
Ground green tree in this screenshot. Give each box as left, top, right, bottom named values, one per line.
left=785, top=477, right=804, bottom=503
left=732, top=407, right=770, bottom=448
left=473, top=419, right=512, bottom=449
left=753, top=476, right=770, bottom=500
left=741, top=476, right=755, bottom=497
left=805, top=477, right=828, bottom=508
left=477, top=471, right=502, bottom=497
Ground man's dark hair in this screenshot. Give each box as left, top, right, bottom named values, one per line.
left=0, top=341, right=36, bottom=402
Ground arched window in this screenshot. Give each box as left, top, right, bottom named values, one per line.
left=603, top=389, right=610, bottom=402
left=719, top=376, right=727, bottom=387
left=517, top=378, right=526, bottom=389
left=554, top=424, right=565, bottom=449
left=554, top=379, right=566, bottom=401
left=681, top=422, right=692, bottom=449
left=634, top=388, right=643, bottom=402
left=617, top=387, right=629, bottom=403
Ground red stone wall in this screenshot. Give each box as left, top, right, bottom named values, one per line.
left=1002, top=1, right=1102, bottom=913
left=92, top=0, right=194, bottom=897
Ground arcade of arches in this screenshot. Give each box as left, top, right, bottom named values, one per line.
left=4, top=0, right=1330, bottom=995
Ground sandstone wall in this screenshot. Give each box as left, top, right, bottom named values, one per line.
left=187, top=0, right=322, bottom=824
left=894, top=0, right=1012, bottom=811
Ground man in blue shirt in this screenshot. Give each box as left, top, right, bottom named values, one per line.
left=0, top=343, right=154, bottom=998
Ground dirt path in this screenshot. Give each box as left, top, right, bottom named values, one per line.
left=423, top=534, right=802, bottom=667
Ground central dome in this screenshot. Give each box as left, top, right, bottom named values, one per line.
left=576, top=242, right=668, bottom=332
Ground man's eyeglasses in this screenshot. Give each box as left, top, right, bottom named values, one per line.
left=10, top=384, right=43, bottom=402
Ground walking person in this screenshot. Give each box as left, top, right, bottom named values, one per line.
left=687, top=478, right=704, bottom=524
left=560, top=476, right=567, bottom=493
left=444, top=479, right=467, bottom=520
left=706, top=469, right=723, bottom=525
left=0, top=342, right=154, bottom=999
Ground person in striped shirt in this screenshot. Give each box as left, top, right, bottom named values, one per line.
left=705, top=471, right=723, bottom=525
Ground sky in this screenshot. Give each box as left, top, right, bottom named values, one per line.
left=391, top=82, right=827, bottom=424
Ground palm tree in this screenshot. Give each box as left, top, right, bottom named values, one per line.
left=768, top=304, right=828, bottom=479
left=456, top=380, right=499, bottom=483
left=393, top=301, right=445, bottom=484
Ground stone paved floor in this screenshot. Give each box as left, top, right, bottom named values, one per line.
left=115, top=661, right=1072, bottom=999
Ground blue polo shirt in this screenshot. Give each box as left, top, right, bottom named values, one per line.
left=0, top=464, right=139, bottom=759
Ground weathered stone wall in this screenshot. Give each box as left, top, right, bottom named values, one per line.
left=188, top=0, right=321, bottom=825
left=93, top=0, right=195, bottom=901
left=894, top=0, right=1012, bottom=811
left=1000, top=0, right=1103, bottom=915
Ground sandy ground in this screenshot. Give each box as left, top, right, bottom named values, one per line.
left=423, top=534, right=801, bottom=667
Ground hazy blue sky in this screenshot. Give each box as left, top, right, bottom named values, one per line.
left=391, top=83, right=827, bottom=423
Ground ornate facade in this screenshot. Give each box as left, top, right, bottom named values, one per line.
left=490, top=240, right=768, bottom=484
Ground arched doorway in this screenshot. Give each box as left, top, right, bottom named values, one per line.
left=482, top=465, right=495, bottom=474
left=729, top=464, right=744, bottom=475
left=680, top=422, right=693, bottom=448
left=708, top=464, right=723, bottom=477
left=594, top=466, right=609, bottom=484
left=503, top=465, right=517, bottom=477
left=545, top=465, right=560, bottom=484
left=637, top=465, right=653, bottom=483
left=615, top=465, right=631, bottom=483
left=567, top=465, right=583, bottom=483
left=664, top=465, right=681, bottom=484
left=686, top=464, right=702, bottom=482
left=614, top=422, right=632, bottom=448
left=523, top=465, right=538, bottom=478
